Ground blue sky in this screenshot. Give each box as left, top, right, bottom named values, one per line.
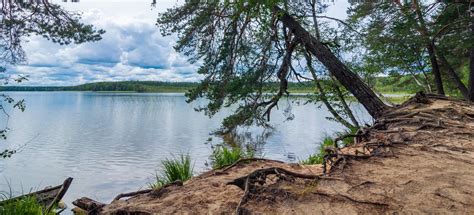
left=10, top=0, right=350, bottom=86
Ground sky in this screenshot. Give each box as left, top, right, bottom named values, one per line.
left=10, top=0, right=350, bottom=86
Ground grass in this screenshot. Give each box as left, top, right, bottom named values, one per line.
left=300, top=137, right=334, bottom=165
left=210, top=145, right=255, bottom=169
left=150, top=154, right=194, bottom=189
left=334, top=127, right=358, bottom=146
left=0, top=196, right=55, bottom=215
left=300, top=128, right=357, bottom=165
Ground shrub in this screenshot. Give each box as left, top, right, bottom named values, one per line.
left=150, top=154, right=194, bottom=189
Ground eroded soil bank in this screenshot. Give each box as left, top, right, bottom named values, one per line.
left=93, top=94, right=474, bottom=214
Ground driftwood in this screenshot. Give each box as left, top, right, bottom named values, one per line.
left=72, top=197, right=106, bottom=215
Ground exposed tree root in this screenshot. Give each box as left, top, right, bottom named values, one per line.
left=311, top=191, right=389, bottom=208
left=114, top=189, right=152, bottom=201
left=227, top=167, right=326, bottom=190
left=113, top=180, right=183, bottom=201
left=227, top=167, right=342, bottom=214
left=217, top=158, right=285, bottom=173
left=322, top=152, right=373, bottom=175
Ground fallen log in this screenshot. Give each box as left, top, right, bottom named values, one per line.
left=72, top=197, right=106, bottom=215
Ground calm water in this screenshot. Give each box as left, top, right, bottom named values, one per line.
left=0, top=92, right=370, bottom=210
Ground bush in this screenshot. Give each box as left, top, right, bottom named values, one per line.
left=0, top=196, right=55, bottom=215
left=210, top=145, right=255, bottom=169
left=150, top=154, right=194, bottom=189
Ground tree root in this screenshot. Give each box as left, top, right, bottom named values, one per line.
left=227, top=167, right=326, bottom=190
left=311, top=191, right=389, bottom=208
left=114, top=180, right=183, bottom=201
left=227, top=167, right=341, bottom=214
left=334, top=127, right=370, bottom=146
left=114, top=189, right=153, bottom=201
left=322, top=153, right=373, bottom=175
left=415, top=121, right=446, bottom=130
left=216, top=158, right=284, bottom=173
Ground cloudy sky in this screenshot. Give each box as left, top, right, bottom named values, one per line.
left=11, top=0, right=350, bottom=86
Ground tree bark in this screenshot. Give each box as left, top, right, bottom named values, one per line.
left=308, top=0, right=359, bottom=128
left=437, top=51, right=470, bottom=99
left=469, top=5, right=474, bottom=102
left=426, top=42, right=445, bottom=95
left=410, top=0, right=445, bottom=95
left=274, top=6, right=388, bottom=118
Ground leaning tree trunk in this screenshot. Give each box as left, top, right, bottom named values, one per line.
left=274, top=6, right=388, bottom=118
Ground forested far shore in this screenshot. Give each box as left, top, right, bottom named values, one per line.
left=0, top=74, right=469, bottom=95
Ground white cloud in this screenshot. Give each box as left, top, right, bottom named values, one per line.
left=9, top=1, right=200, bottom=86
left=8, top=0, right=348, bottom=86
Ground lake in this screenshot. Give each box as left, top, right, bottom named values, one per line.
left=0, top=92, right=370, bottom=211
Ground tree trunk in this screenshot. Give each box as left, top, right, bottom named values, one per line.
left=469, top=5, right=474, bottom=102
left=410, top=0, right=445, bottom=95
left=437, top=51, right=470, bottom=99
left=308, top=0, right=359, bottom=128
left=426, top=42, right=445, bottom=95
left=420, top=70, right=433, bottom=93
left=274, top=6, right=388, bottom=118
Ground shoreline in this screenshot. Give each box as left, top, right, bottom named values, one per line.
left=73, top=93, right=474, bottom=214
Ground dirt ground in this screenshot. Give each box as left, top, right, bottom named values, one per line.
left=97, top=93, right=474, bottom=214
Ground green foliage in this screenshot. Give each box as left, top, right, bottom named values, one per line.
left=300, top=128, right=357, bottom=165
left=346, top=1, right=472, bottom=96
left=1, top=81, right=29, bottom=159
left=150, top=154, right=194, bottom=189
left=334, top=127, right=358, bottom=146
left=373, top=75, right=426, bottom=94
left=300, top=137, right=333, bottom=165
left=210, top=145, right=255, bottom=169
left=1, top=2, right=104, bottom=65
left=157, top=0, right=304, bottom=133
left=0, top=196, right=55, bottom=215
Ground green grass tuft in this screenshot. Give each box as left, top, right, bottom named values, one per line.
left=210, top=145, right=255, bottom=169
left=0, top=196, right=55, bottom=215
left=300, top=137, right=334, bottom=165
left=301, top=128, right=358, bottom=165
left=150, top=154, right=194, bottom=189
left=334, top=127, right=358, bottom=146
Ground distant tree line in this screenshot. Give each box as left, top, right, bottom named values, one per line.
left=0, top=78, right=430, bottom=94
